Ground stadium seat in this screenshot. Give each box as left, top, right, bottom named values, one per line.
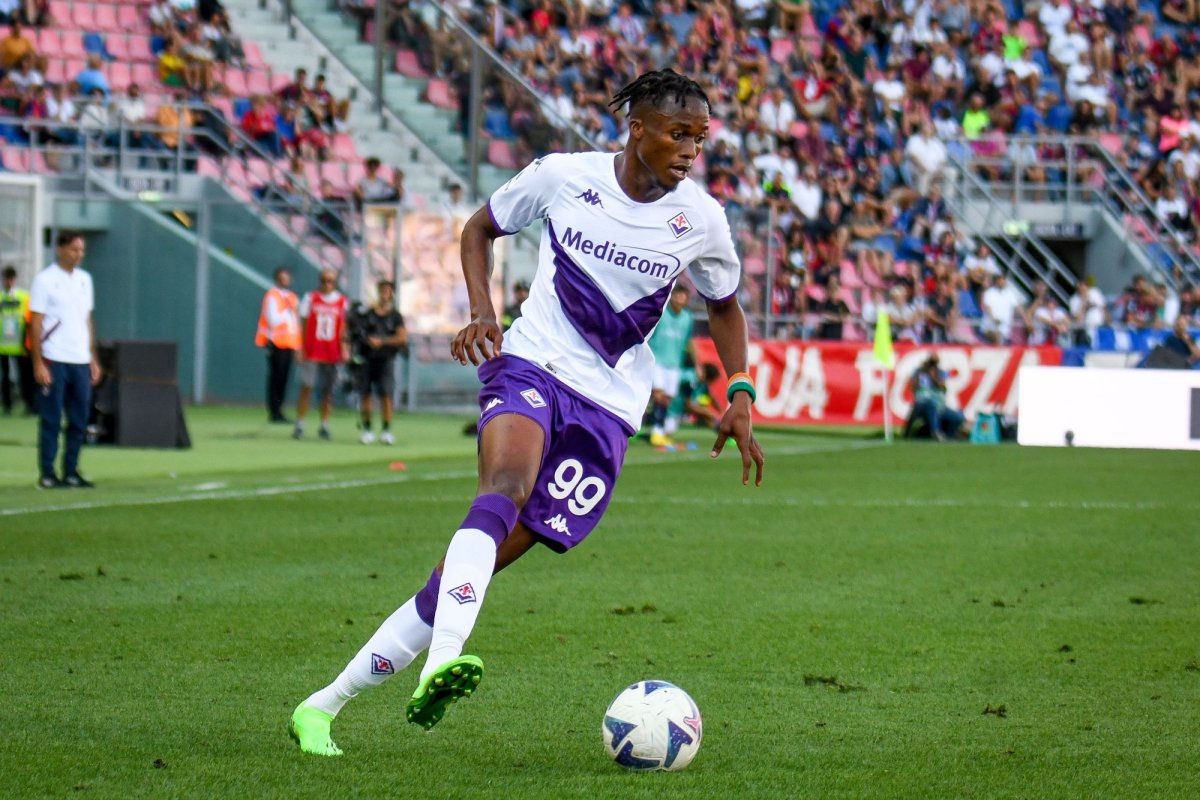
left=394, top=49, right=428, bottom=78
left=487, top=138, right=520, bottom=169
left=36, top=28, right=59, bottom=52
left=60, top=30, right=86, bottom=57
left=197, top=157, right=222, bottom=179
left=243, top=42, right=266, bottom=69
left=842, top=322, right=865, bottom=342
left=344, top=160, right=366, bottom=187
left=331, top=133, right=357, bottom=162
left=224, top=70, right=249, bottom=97
left=45, top=59, right=67, bottom=83
left=840, top=260, right=864, bottom=288
left=247, top=70, right=272, bottom=96
left=1098, top=133, right=1123, bottom=156
left=109, top=61, right=132, bottom=92
left=770, top=38, right=794, bottom=65
left=128, top=36, right=154, bottom=62
left=73, top=3, right=98, bottom=30
left=320, top=160, right=348, bottom=191
left=106, top=35, right=129, bottom=61
left=94, top=4, right=120, bottom=31
left=131, top=62, right=157, bottom=88
left=270, top=71, right=291, bottom=93
left=1016, top=20, right=1040, bottom=48
left=805, top=284, right=826, bottom=303
left=425, top=78, right=457, bottom=110
left=118, top=5, right=141, bottom=30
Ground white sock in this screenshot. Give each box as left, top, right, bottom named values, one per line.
left=664, top=415, right=679, bottom=435
left=305, top=597, right=432, bottom=716
left=419, top=529, right=497, bottom=681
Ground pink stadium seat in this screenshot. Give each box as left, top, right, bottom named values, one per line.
left=209, top=95, right=233, bottom=120
left=228, top=182, right=254, bottom=203
left=344, top=160, right=366, bottom=187
left=951, top=317, right=977, bottom=343
left=270, top=71, right=291, bottom=93
left=73, top=3, right=98, bottom=30
left=842, top=322, right=866, bottom=342
left=304, top=162, right=321, bottom=188
left=60, top=30, right=86, bottom=57
left=36, top=28, right=59, bottom=52
left=118, top=5, right=141, bottom=30
left=222, top=158, right=247, bottom=187
left=1098, top=132, right=1123, bottom=156
left=843, top=289, right=862, bottom=315
left=331, top=133, right=357, bottom=162
left=769, top=38, right=794, bottom=65
left=861, top=261, right=885, bottom=289
left=1016, top=19, right=1040, bottom=48
left=805, top=284, right=826, bottom=303
left=132, top=63, right=157, bottom=87
left=223, top=69, right=248, bottom=97
left=1, top=148, right=30, bottom=173
left=394, top=49, right=427, bottom=78
left=893, top=260, right=911, bottom=277
left=45, top=59, right=67, bottom=83
left=128, top=36, right=154, bottom=62
left=376, top=163, right=393, bottom=184
left=788, top=121, right=808, bottom=140
left=246, top=70, right=271, bottom=96
left=242, top=42, right=266, bottom=69
left=94, top=4, right=120, bottom=31
left=321, top=161, right=348, bottom=190
left=197, top=157, right=222, bottom=179
left=424, top=78, right=457, bottom=110
left=106, top=34, right=129, bottom=60
left=48, top=1, right=71, bottom=25
left=840, top=260, right=864, bottom=289
left=108, top=61, right=132, bottom=91
left=486, top=138, right=520, bottom=170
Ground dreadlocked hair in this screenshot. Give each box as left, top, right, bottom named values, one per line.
left=608, top=69, right=711, bottom=116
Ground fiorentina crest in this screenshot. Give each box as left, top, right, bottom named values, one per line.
left=667, top=212, right=692, bottom=238
left=447, top=582, right=477, bottom=604
left=370, top=653, right=395, bottom=675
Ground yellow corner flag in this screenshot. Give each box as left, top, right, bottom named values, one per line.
left=873, top=309, right=895, bottom=369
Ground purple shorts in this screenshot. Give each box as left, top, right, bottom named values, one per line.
left=477, top=355, right=633, bottom=552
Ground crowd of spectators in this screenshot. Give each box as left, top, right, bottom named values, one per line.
left=362, top=0, right=1200, bottom=343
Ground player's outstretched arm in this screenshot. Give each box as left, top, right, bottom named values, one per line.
left=705, top=296, right=764, bottom=486
left=451, top=208, right=507, bottom=366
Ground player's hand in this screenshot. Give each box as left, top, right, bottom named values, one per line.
left=451, top=315, right=503, bottom=366
left=710, top=393, right=764, bottom=487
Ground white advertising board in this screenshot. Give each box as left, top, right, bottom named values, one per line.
left=1017, top=366, right=1200, bottom=450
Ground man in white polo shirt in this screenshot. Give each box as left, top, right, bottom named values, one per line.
left=29, top=230, right=101, bottom=489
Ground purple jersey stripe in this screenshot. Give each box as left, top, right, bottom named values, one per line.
left=486, top=199, right=518, bottom=236
left=547, top=220, right=674, bottom=368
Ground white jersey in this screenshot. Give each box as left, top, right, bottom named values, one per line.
left=487, top=151, right=740, bottom=430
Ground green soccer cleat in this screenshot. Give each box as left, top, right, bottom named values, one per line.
left=405, top=655, right=484, bottom=731
left=289, top=702, right=343, bottom=757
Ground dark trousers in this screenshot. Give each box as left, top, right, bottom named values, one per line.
left=266, top=344, right=295, bottom=420
left=1, top=353, right=35, bottom=413
left=39, top=361, right=92, bottom=479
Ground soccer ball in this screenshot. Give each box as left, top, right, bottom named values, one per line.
left=602, top=680, right=702, bottom=771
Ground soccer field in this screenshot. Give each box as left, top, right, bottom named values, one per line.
left=1, top=408, right=1197, bottom=799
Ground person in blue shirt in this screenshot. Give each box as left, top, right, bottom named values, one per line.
left=74, top=54, right=110, bottom=98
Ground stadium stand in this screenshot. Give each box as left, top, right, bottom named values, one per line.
left=1, top=0, right=1198, bottom=349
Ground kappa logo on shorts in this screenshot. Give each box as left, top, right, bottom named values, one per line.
left=521, top=388, right=547, bottom=408
left=370, top=653, right=395, bottom=675
left=447, top=583, right=477, bottom=604
left=544, top=514, right=572, bottom=536
left=668, top=212, right=692, bottom=238
left=484, top=397, right=504, bottom=412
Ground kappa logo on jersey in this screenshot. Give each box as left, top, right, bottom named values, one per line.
left=484, top=397, right=504, bottom=412
left=370, top=653, right=395, bottom=675
left=668, top=212, right=692, bottom=238
left=521, top=388, right=547, bottom=408
left=447, top=583, right=477, bottom=604
left=576, top=189, right=604, bottom=207
left=544, top=514, right=572, bottom=536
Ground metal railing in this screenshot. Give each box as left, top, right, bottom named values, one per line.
left=1, top=108, right=354, bottom=267
left=951, top=134, right=1200, bottom=288
left=942, top=158, right=1076, bottom=305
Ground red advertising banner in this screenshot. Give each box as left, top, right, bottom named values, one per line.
left=693, top=339, right=1063, bottom=426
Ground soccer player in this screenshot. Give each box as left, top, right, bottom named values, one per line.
left=290, top=69, right=765, bottom=756
left=646, top=283, right=695, bottom=447
left=293, top=268, right=349, bottom=441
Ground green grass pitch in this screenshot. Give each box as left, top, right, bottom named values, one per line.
left=1, top=408, right=1197, bottom=799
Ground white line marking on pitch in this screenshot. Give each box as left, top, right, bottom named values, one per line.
left=0, top=440, right=880, bottom=518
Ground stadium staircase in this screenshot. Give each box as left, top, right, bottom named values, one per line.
left=947, top=136, right=1200, bottom=299
left=223, top=0, right=515, bottom=198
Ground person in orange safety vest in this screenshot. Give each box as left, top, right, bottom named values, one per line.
left=256, top=266, right=301, bottom=423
